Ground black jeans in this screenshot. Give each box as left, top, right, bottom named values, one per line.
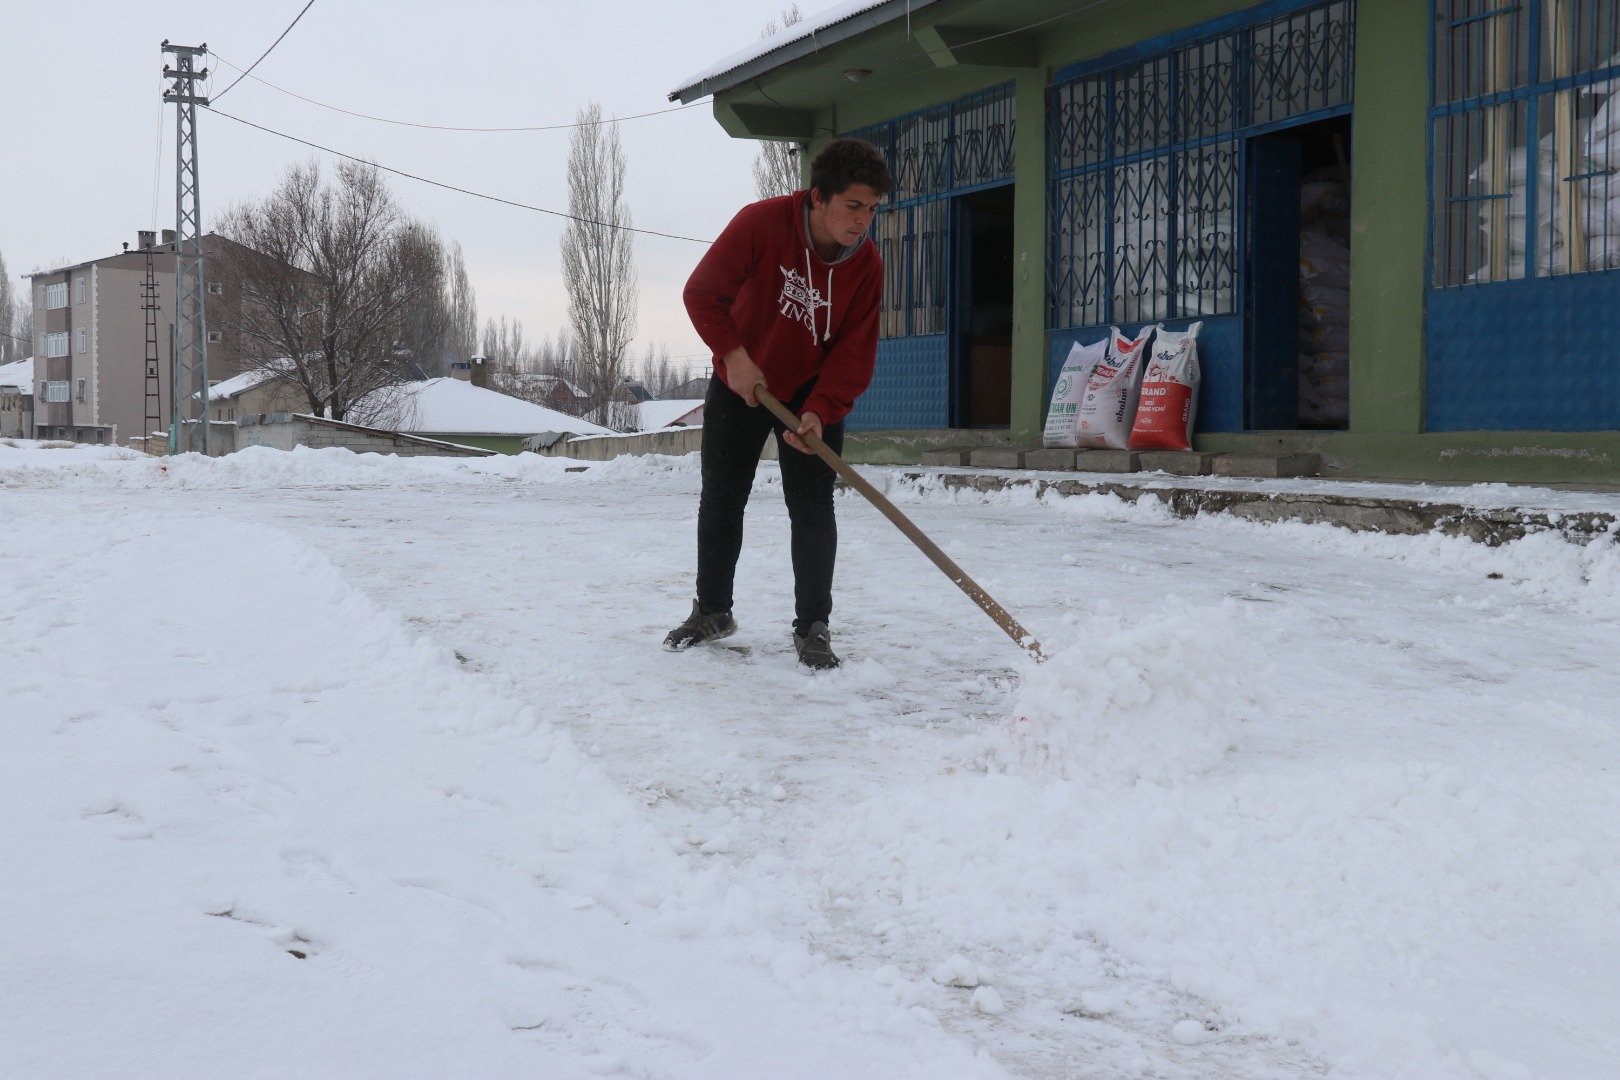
left=695, top=375, right=844, bottom=636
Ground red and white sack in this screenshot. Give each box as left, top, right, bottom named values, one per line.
left=1043, top=336, right=1111, bottom=448
left=1129, top=321, right=1202, bottom=452
left=1075, top=326, right=1152, bottom=450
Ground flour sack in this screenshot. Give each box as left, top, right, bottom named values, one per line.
left=1043, top=337, right=1111, bottom=448
left=1075, top=326, right=1152, bottom=450
left=1129, top=321, right=1203, bottom=452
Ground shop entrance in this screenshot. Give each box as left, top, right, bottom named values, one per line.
left=952, top=185, right=1015, bottom=427
left=1248, top=115, right=1353, bottom=430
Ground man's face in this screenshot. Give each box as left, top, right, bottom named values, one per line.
left=811, top=184, right=883, bottom=248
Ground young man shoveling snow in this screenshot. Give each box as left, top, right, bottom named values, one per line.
left=664, top=138, right=893, bottom=670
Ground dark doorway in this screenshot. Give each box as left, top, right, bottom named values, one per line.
left=953, top=186, right=1015, bottom=427
left=1246, top=114, right=1353, bottom=430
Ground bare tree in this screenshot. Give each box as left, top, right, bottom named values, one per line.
left=445, top=240, right=479, bottom=367
left=752, top=5, right=806, bottom=200
left=214, top=159, right=447, bottom=425
left=13, top=294, right=33, bottom=362
left=0, top=249, right=17, bottom=363
left=16, top=295, right=34, bottom=358
left=636, top=342, right=693, bottom=398
left=480, top=314, right=532, bottom=371
left=561, top=102, right=638, bottom=420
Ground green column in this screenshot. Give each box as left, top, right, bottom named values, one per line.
left=1347, top=0, right=1430, bottom=433
left=1009, top=72, right=1050, bottom=438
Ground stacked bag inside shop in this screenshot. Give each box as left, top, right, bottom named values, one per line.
left=1298, top=175, right=1352, bottom=429
left=1472, top=62, right=1620, bottom=279
left=1044, top=322, right=1204, bottom=453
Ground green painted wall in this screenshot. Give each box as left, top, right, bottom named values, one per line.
left=1345, top=0, right=1429, bottom=434
left=417, top=432, right=526, bottom=454
left=1008, top=75, right=1050, bottom=438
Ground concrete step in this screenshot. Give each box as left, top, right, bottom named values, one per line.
left=932, top=445, right=1323, bottom=479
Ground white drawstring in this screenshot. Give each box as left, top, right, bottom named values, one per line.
left=803, top=247, right=835, bottom=343
left=823, top=267, right=833, bottom=342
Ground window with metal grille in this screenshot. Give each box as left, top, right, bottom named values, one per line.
left=848, top=83, right=1016, bottom=339
left=1048, top=0, right=1355, bottom=330
left=1432, top=0, right=1620, bottom=287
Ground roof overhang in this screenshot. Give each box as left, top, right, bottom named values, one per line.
left=669, top=0, right=946, bottom=105
left=671, top=0, right=1074, bottom=142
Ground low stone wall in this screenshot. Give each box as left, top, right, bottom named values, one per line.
left=237, top=413, right=494, bottom=457
left=535, top=425, right=775, bottom=462
left=905, top=471, right=1619, bottom=547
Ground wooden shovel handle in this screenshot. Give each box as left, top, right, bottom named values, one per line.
left=756, top=385, right=1046, bottom=663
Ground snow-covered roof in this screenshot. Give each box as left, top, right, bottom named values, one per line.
left=380, top=378, right=617, bottom=437
left=532, top=373, right=586, bottom=397
left=669, top=0, right=941, bottom=102
left=0, top=357, right=34, bottom=390
left=638, top=399, right=705, bottom=430
left=205, top=367, right=282, bottom=401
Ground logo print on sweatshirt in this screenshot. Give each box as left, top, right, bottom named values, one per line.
left=778, top=266, right=828, bottom=337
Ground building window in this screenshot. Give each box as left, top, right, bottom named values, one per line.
left=45, top=380, right=70, bottom=403
left=77, top=328, right=86, bottom=353
left=44, top=282, right=68, bottom=309
left=207, top=330, right=223, bottom=344
left=847, top=83, right=1017, bottom=340
left=44, top=332, right=70, bottom=358
left=76, top=378, right=86, bottom=403
left=1047, top=1, right=1354, bottom=328
left=1432, top=0, right=1620, bottom=285
left=207, top=282, right=223, bottom=296
left=75, top=278, right=85, bottom=304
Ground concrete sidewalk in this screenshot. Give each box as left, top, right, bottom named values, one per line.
left=885, top=466, right=1620, bottom=546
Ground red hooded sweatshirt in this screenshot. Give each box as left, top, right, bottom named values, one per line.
left=684, top=191, right=883, bottom=425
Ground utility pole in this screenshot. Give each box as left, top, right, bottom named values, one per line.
left=162, top=40, right=209, bottom=456
left=141, top=244, right=162, bottom=447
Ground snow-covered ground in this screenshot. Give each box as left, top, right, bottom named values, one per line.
left=2, top=441, right=1617, bottom=1079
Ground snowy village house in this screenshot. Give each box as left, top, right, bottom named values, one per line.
left=672, top=0, right=1620, bottom=484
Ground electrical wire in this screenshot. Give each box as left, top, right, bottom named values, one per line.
left=150, top=87, right=167, bottom=231
left=212, top=0, right=318, bottom=103
left=210, top=51, right=709, bottom=132
left=204, top=107, right=712, bottom=244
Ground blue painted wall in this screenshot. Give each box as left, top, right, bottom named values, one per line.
left=848, top=335, right=952, bottom=430
left=1427, top=275, right=1620, bottom=431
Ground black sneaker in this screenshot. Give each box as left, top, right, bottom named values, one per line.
left=793, top=621, right=841, bottom=670
left=663, top=601, right=737, bottom=650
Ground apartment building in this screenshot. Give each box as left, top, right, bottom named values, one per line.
left=27, top=230, right=256, bottom=446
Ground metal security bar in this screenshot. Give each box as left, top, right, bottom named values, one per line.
left=848, top=83, right=1016, bottom=339
left=1048, top=0, right=1355, bottom=330
left=1432, top=0, right=1620, bottom=286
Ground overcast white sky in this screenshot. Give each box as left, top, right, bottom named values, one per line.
left=2, top=0, right=806, bottom=372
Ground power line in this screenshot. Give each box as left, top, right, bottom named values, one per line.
left=149, top=84, right=166, bottom=230
left=210, top=51, right=708, bottom=132
left=212, top=0, right=318, bottom=102
left=204, top=106, right=712, bottom=244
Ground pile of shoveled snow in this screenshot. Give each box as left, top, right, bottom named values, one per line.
left=972, top=601, right=1263, bottom=785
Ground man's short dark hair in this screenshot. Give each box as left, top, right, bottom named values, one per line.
left=810, top=138, right=894, bottom=200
